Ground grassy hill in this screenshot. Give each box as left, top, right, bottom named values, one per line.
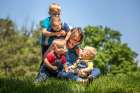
left=0, top=71, right=140, bottom=93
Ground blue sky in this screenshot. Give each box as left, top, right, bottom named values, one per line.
left=0, top=0, right=140, bottom=64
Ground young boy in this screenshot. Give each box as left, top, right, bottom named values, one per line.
left=68, top=46, right=97, bottom=81
left=40, top=3, right=70, bottom=55
left=34, top=39, right=67, bottom=83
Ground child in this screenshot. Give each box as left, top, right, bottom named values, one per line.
left=68, top=46, right=97, bottom=81
left=40, top=3, right=61, bottom=55
left=34, top=39, right=67, bottom=83
left=40, top=3, right=70, bottom=55
left=47, top=16, right=69, bottom=46
left=35, top=4, right=70, bottom=82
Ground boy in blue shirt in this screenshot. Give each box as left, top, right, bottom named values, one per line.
left=34, top=3, right=70, bottom=83
left=40, top=3, right=70, bottom=56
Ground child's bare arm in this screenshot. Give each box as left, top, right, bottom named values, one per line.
left=55, top=30, right=66, bottom=37
left=63, top=64, right=68, bottom=72
left=44, top=58, right=57, bottom=70
left=80, top=68, right=91, bottom=73
left=41, top=28, right=57, bottom=37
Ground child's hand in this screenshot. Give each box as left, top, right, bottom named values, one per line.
left=78, top=69, right=88, bottom=78
left=52, top=66, right=58, bottom=71
left=64, top=68, right=68, bottom=72
left=56, top=30, right=66, bottom=37
left=68, top=65, right=75, bottom=69
left=60, top=30, right=66, bottom=36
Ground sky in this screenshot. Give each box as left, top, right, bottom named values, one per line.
left=0, top=0, right=140, bottom=65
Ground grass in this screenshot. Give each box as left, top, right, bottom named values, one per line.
left=0, top=72, right=140, bottom=93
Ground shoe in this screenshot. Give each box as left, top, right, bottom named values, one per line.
left=87, top=75, right=94, bottom=84
left=33, top=73, right=47, bottom=84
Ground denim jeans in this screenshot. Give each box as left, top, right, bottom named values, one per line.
left=34, top=63, right=59, bottom=83
left=58, top=67, right=101, bottom=81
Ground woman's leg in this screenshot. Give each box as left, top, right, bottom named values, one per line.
left=88, top=67, right=101, bottom=81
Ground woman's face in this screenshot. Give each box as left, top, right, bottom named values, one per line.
left=67, top=35, right=81, bottom=49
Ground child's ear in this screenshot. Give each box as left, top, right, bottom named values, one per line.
left=52, top=43, right=56, bottom=49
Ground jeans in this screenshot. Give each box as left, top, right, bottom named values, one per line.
left=34, top=63, right=60, bottom=83
left=58, top=67, right=101, bottom=81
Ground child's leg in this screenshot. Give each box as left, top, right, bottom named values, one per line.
left=34, top=63, right=49, bottom=83
left=57, top=71, right=69, bottom=79
left=88, top=67, right=101, bottom=79
left=34, top=45, right=49, bottom=82
left=57, top=64, right=73, bottom=79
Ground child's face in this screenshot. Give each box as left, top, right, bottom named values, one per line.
left=67, top=36, right=81, bottom=49
left=51, top=18, right=61, bottom=31
left=80, top=49, right=92, bottom=60
left=54, top=44, right=66, bottom=55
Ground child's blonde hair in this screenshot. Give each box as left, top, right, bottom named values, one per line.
left=49, top=3, right=61, bottom=15
left=47, top=39, right=66, bottom=53
left=84, top=46, right=97, bottom=59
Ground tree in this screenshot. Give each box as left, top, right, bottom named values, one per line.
left=82, top=25, right=138, bottom=74
left=0, top=18, right=41, bottom=77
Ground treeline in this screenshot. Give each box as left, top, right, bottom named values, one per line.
left=0, top=18, right=139, bottom=77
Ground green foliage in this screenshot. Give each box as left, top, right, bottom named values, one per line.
left=0, top=18, right=140, bottom=93
left=0, top=18, right=139, bottom=78
left=82, top=25, right=138, bottom=74
left=0, top=18, right=41, bottom=77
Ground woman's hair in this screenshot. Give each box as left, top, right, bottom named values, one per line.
left=49, top=3, right=61, bottom=15
left=69, top=27, right=84, bottom=45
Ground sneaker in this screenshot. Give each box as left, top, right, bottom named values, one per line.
left=33, top=73, right=47, bottom=84
left=87, top=75, right=94, bottom=84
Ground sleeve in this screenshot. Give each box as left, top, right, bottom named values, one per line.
left=63, top=22, right=70, bottom=32
left=40, top=17, right=51, bottom=29
left=44, top=52, right=54, bottom=64
left=61, top=55, right=66, bottom=64
left=87, top=62, right=94, bottom=70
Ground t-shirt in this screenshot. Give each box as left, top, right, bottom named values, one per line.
left=44, top=52, right=66, bottom=66
left=77, top=60, right=93, bottom=70
left=40, top=17, right=70, bottom=46
left=66, top=46, right=80, bottom=65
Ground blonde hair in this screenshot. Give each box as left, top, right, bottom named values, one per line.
left=49, top=3, right=61, bottom=15
left=47, top=39, right=66, bottom=53
left=84, top=46, right=97, bottom=59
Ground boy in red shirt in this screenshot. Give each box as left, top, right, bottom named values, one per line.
left=34, top=39, right=67, bottom=82
left=44, top=39, right=67, bottom=72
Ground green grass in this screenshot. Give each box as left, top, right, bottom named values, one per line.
left=0, top=72, right=140, bottom=93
